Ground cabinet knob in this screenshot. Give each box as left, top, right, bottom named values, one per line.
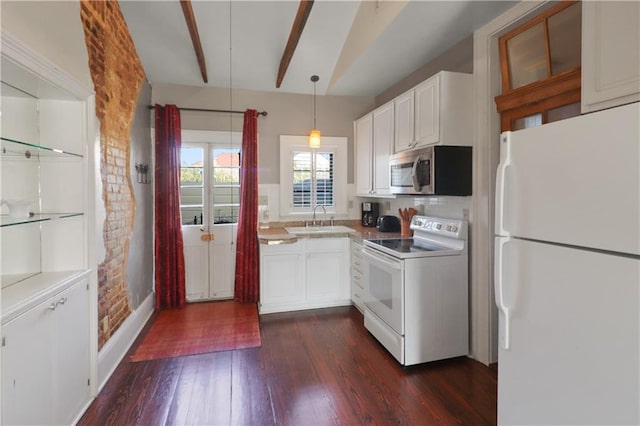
left=48, top=303, right=57, bottom=311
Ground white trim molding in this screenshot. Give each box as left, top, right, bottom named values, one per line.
left=1, top=30, right=94, bottom=99
left=97, top=292, right=154, bottom=391
left=471, top=0, right=549, bottom=365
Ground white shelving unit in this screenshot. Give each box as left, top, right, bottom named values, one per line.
left=1, top=33, right=95, bottom=425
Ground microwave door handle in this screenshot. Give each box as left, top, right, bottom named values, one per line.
left=412, top=156, right=422, bottom=192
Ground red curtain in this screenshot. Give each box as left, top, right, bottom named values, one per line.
left=154, top=104, right=186, bottom=309
left=234, top=109, right=259, bottom=303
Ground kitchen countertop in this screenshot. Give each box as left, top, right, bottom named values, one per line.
left=258, top=221, right=403, bottom=244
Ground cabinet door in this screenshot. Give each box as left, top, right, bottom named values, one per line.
left=2, top=301, right=55, bottom=425
left=54, top=280, right=91, bottom=425
left=394, top=90, right=415, bottom=152
left=260, top=248, right=304, bottom=306
left=414, top=75, right=440, bottom=147
left=372, top=102, right=393, bottom=195
left=306, top=251, right=347, bottom=301
left=582, top=1, right=640, bottom=113
left=355, top=113, right=373, bottom=195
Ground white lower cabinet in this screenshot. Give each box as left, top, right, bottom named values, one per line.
left=260, top=238, right=350, bottom=314
left=350, top=240, right=366, bottom=312
left=260, top=240, right=305, bottom=308
left=1, top=275, right=90, bottom=425
left=350, top=240, right=366, bottom=311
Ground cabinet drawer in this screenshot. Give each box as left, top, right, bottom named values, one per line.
left=259, top=240, right=303, bottom=254
left=306, top=238, right=347, bottom=252
left=351, top=243, right=363, bottom=258
left=351, top=257, right=365, bottom=275
left=350, top=284, right=366, bottom=311
left=351, top=270, right=365, bottom=291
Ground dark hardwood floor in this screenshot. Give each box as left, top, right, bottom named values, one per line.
left=79, top=306, right=497, bottom=425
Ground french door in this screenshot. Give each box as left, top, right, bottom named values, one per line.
left=180, top=130, right=241, bottom=301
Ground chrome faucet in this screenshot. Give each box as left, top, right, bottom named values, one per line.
left=312, top=204, right=327, bottom=226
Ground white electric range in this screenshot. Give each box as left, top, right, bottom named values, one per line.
left=362, top=215, right=469, bottom=365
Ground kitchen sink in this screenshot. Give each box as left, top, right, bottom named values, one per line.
left=284, top=225, right=356, bottom=235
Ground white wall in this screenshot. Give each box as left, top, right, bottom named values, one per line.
left=151, top=83, right=374, bottom=185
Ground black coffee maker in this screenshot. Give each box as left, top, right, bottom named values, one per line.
left=361, top=202, right=379, bottom=227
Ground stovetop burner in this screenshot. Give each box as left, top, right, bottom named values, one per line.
left=366, top=238, right=437, bottom=254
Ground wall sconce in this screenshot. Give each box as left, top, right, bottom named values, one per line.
left=135, top=163, right=150, bottom=184
left=309, top=75, right=321, bottom=149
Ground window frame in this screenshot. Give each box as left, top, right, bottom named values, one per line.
left=180, top=130, right=242, bottom=227
left=495, top=0, right=581, bottom=131
left=279, top=135, right=348, bottom=218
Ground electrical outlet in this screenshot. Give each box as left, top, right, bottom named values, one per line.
left=384, top=201, right=391, bottom=210
left=463, top=209, right=469, bottom=220
left=258, top=195, right=268, bottom=205
left=348, top=199, right=354, bottom=209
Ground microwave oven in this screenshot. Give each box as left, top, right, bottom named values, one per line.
left=389, top=146, right=472, bottom=195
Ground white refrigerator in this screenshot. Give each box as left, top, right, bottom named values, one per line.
left=494, top=102, right=640, bottom=425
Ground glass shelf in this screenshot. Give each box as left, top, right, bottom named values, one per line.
left=1, top=137, right=83, bottom=158
left=1, top=213, right=83, bottom=228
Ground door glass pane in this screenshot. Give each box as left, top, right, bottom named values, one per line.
left=212, top=148, right=240, bottom=224
left=548, top=3, right=581, bottom=75
left=513, top=113, right=543, bottom=130
left=547, top=102, right=581, bottom=124
left=507, top=22, right=548, bottom=89
left=180, top=146, right=204, bottom=225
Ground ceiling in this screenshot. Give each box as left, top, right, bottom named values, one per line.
left=119, top=0, right=516, bottom=97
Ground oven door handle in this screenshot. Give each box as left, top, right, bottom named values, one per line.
left=363, top=248, right=403, bottom=271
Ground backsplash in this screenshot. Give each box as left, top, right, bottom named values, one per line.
left=360, top=196, right=471, bottom=221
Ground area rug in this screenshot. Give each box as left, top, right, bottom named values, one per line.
left=129, top=301, right=261, bottom=362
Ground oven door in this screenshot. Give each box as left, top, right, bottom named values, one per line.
left=362, top=247, right=404, bottom=335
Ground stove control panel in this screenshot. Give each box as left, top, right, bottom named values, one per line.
left=410, top=215, right=465, bottom=239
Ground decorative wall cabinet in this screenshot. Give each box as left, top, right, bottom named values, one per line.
left=259, top=238, right=350, bottom=314
left=1, top=33, right=93, bottom=426
left=395, top=71, right=473, bottom=151
left=582, top=1, right=640, bottom=113
left=355, top=101, right=395, bottom=197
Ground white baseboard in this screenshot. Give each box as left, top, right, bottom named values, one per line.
left=97, top=293, right=154, bottom=391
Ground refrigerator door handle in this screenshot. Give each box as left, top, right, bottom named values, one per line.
left=495, top=236, right=511, bottom=350
left=496, top=132, right=512, bottom=237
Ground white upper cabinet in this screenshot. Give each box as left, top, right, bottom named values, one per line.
left=395, top=71, right=473, bottom=152
left=372, top=102, right=394, bottom=196
left=414, top=75, right=441, bottom=147
left=394, top=90, right=414, bottom=152
left=355, top=102, right=395, bottom=197
left=582, top=1, right=640, bottom=113
left=355, top=113, right=373, bottom=196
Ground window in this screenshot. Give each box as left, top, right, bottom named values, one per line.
left=292, top=151, right=334, bottom=208
left=180, top=130, right=241, bottom=226
left=280, top=135, right=347, bottom=217
left=495, top=1, right=582, bottom=131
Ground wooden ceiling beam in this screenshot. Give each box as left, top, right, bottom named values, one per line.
left=180, top=0, right=208, bottom=83
left=276, top=0, right=315, bottom=88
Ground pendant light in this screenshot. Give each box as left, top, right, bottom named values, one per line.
left=309, top=75, right=321, bottom=148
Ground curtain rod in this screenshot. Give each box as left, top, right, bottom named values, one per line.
left=148, top=105, right=268, bottom=117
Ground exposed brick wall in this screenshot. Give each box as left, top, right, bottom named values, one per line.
left=80, top=0, right=146, bottom=349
